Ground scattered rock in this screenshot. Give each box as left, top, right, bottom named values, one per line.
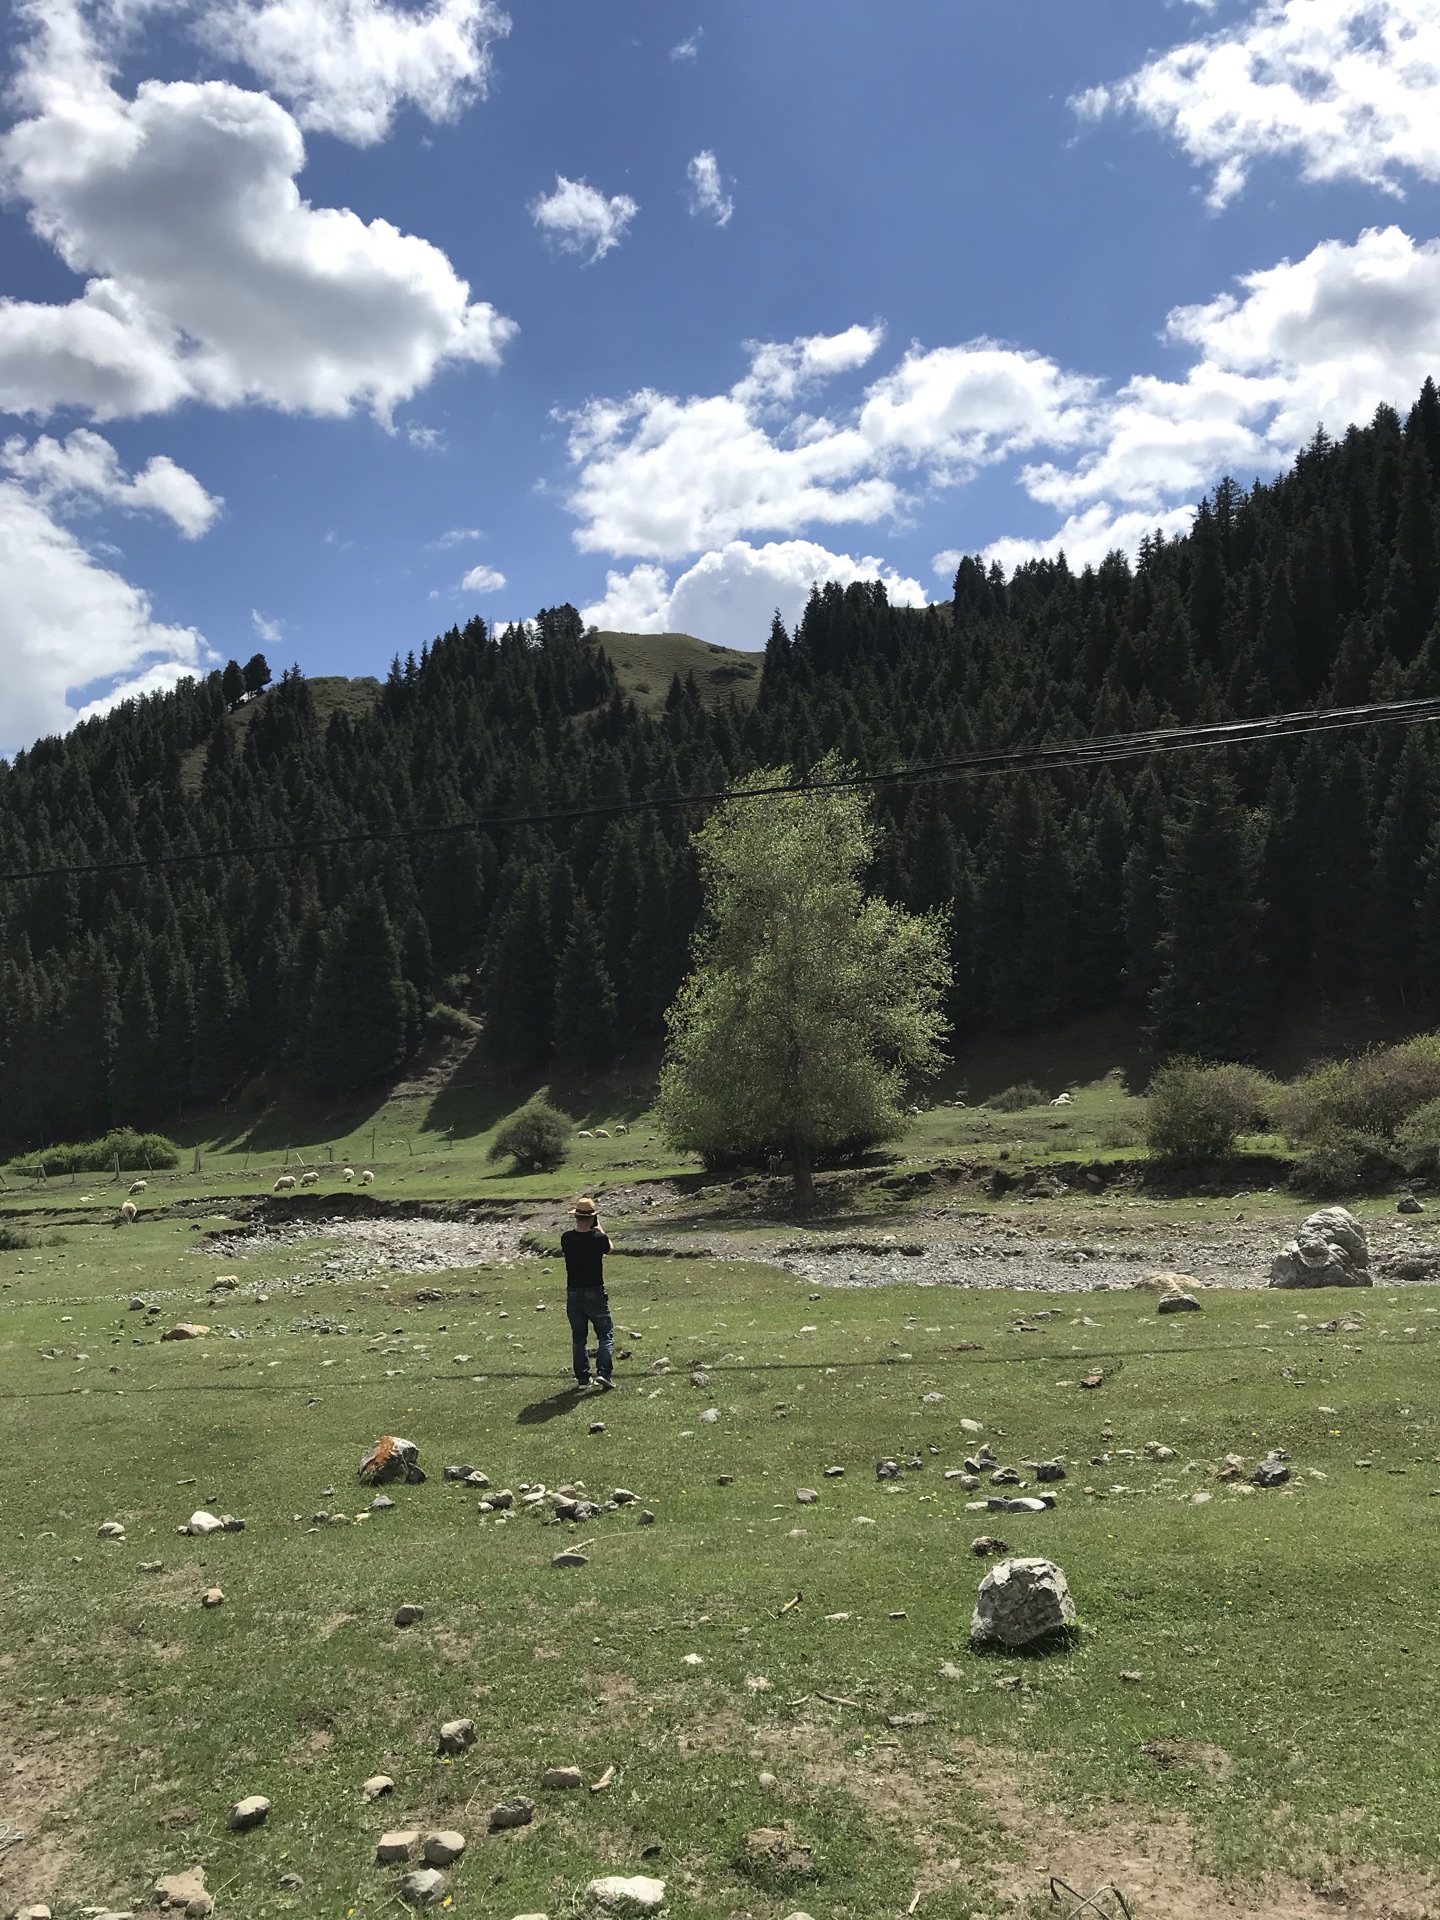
left=1157, top=1290, right=1202, bottom=1314
left=1398, top=1194, right=1424, bottom=1214
left=154, top=1866, right=213, bottom=1915
left=587, top=1876, right=667, bottom=1912
left=638, top=1510, right=656, bottom=1525
left=362, top=1774, right=395, bottom=1800
left=959, top=1418, right=984, bottom=1433
left=399, top=1867, right=448, bottom=1907
left=489, top=1798, right=534, bottom=1831
left=823, top=1465, right=845, bottom=1478
left=876, top=1458, right=900, bottom=1480
left=589, top=1421, right=607, bottom=1435
left=1252, top=1449, right=1291, bottom=1487
left=717, top=1474, right=734, bottom=1486
left=699, top=1409, right=720, bottom=1424
left=612, top=1488, right=638, bottom=1505
left=98, top=1520, right=126, bottom=1540
left=376, top=1830, right=419, bottom=1863
left=276, top=1876, right=303, bottom=1892
left=139, top=1560, right=163, bottom=1572
left=227, top=1795, right=271, bottom=1831
left=359, top=1436, right=426, bottom=1485
left=989, top=1495, right=1052, bottom=1513
left=758, top=1771, right=778, bottom=1788
left=887, top=1711, right=930, bottom=1728
left=989, top=1465, right=1022, bottom=1486
left=15, top=1906, right=53, bottom=1919
left=552, top=1550, right=590, bottom=1568
left=795, top=1487, right=819, bottom=1505
left=437, top=1718, right=475, bottom=1756
left=185, top=1511, right=224, bottom=1536
left=970, top=1556, right=1076, bottom=1649
left=422, top=1830, right=466, bottom=1866
left=162, top=1324, right=209, bottom=1341
left=1035, top=1460, right=1066, bottom=1482
left=543, top=1766, right=584, bottom=1790
left=393, top=1603, right=425, bottom=1627
left=1269, top=1206, right=1371, bottom=1289
left=201, top=1587, right=225, bottom=1609
left=970, top=1535, right=1010, bottom=1556
left=1120, top=1670, right=1143, bottom=1684
left=370, top=1495, right=396, bottom=1512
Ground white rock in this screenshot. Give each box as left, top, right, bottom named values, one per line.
left=682, top=1652, right=703, bottom=1666
left=399, top=1867, right=448, bottom=1907
left=699, top=1408, right=720, bottom=1424
left=186, top=1511, right=224, bottom=1536
left=959, top=1419, right=984, bottom=1433
left=376, top=1829, right=419, bottom=1863
left=227, top=1794, right=271, bottom=1831
left=422, top=1830, right=466, bottom=1866
left=1269, top=1206, right=1371, bottom=1289
left=362, top=1774, right=395, bottom=1800
left=587, top=1876, right=667, bottom=1912
left=970, top=1556, right=1076, bottom=1649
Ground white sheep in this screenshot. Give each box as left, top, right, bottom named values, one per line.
left=274, top=1174, right=296, bottom=1192
left=128, top=1178, right=148, bottom=1195
left=594, top=1128, right=610, bottom=1139
left=359, top=1169, right=375, bottom=1186
left=578, top=1130, right=594, bottom=1139
left=1051, top=1093, right=1074, bottom=1107
left=300, top=1170, right=319, bottom=1187
left=118, top=1199, right=137, bottom=1224
left=342, top=1166, right=356, bottom=1183
left=615, top=1124, right=628, bottom=1135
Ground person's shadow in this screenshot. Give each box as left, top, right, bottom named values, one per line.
left=517, top=1385, right=587, bottom=1426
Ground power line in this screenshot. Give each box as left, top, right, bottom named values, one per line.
left=4, top=691, right=1440, bottom=886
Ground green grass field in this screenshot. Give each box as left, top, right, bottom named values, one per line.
left=4, top=1186, right=1440, bottom=1920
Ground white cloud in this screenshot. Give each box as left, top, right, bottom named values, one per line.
left=430, top=526, right=482, bottom=547
left=687, top=150, right=733, bottom=226
left=582, top=540, right=927, bottom=651
left=0, top=428, right=222, bottom=537
left=407, top=423, right=446, bottom=451
left=0, top=481, right=208, bottom=751
left=461, top=562, right=506, bottom=592
left=975, top=503, right=1201, bottom=577
left=671, top=28, right=702, bottom=61
left=1078, top=0, right=1440, bottom=208
left=530, top=175, right=639, bottom=264
left=563, top=327, right=1097, bottom=560
left=0, top=0, right=516, bottom=422
left=202, top=0, right=510, bottom=147
left=251, top=608, right=283, bottom=645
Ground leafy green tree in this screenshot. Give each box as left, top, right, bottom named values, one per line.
left=553, top=902, right=619, bottom=1070
left=657, top=762, right=950, bottom=1202
left=487, top=1097, right=571, bottom=1171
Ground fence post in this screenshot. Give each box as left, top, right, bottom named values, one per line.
left=192, top=1145, right=202, bottom=1176
left=112, top=1152, right=120, bottom=1184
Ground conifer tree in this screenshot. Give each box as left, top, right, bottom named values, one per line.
left=553, top=902, right=619, bottom=1070
left=112, top=954, right=159, bottom=1123
left=304, top=889, right=409, bottom=1090
left=1152, top=762, right=1265, bottom=1058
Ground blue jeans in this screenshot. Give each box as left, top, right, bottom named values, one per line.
left=567, top=1287, right=613, bottom=1384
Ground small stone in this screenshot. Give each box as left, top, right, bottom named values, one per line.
left=612, top=1488, right=638, bottom=1504
left=370, top=1495, right=396, bottom=1511
left=758, top=1771, right=778, bottom=1788
left=589, top=1421, right=606, bottom=1434
left=154, top=1867, right=211, bottom=1914
left=162, top=1323, right=210, bottom=1341
left=876, top=1458, right=900, bottom=1480
left=699, top=1408, right=720, bottom=1424
left=201, top=1587, right=225, bottom=1608
left=543, top=1765, right=584, bottom=1789
left=399, top=1867, right=448, bottom=1907
left=1399, top=1194, right=1424, bottom=1214
left=1157, top=1291, right=1202, bottom=1314
left=938, top=1660, right=963, bottom=1680
left=971, top=1535, right=1009, bottom=1556
left=98, top=1521, right=126, bottom=1539
left=437, top=1718, right=475, bottom=1755
left=393, top=1603, right=425, bottom=1626
left=15, top=1908, right=54, bottom=1919
left=682, top=1651, right=704, bottom=1666
left=376, top=1829, right=419, bottom=1863
left=795, top=1487, right=819, bottom=1504
left=465, top=1469, right=490, bottom=1488
left=186, top=1510, right=224, bottom=1536
left=888, top=1610, right=907, bottom=1620
left=638, top=1510, right=656, bottom=1525
left=717, top=1473, right=734, bottom=1485
left=1252, top=1450, right=1291, bottom=1488
left=276, top=1875, right=303, bottom=1891
left=362, top=1774, right=395, bottom=1800
left=959, top=1418, right=984, bottom=1433
left=139, top=1560, right=163, bottom=1572
left=422, top=1830, right=466, bottom=1866
left=227, top=1794, right=271, bottom=1831
left=824, top=1465, right=845, bottom=1478
left=788, top=1527, right=808, bottom=1540
left=359, top=1435, right=425, bottom=1486
left=587, top=1875, right=667, bottom=1911
left=1035, top=1460, right=1066, bottom=1483
left=552, top=1549, right=590, bottom=1567
left=1120, top=1670, right=1143, bottom=1684
left=970, top=1556, right=1076, bottom=1649
left=489, top=1798, right=535, bottom=1830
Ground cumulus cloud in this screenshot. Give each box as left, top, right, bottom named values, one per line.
left=671, top=28, right=702, bottom=61
left=563, top=326, right=1098, bottom=560
left=582, top=540, right=927, bottom=650
left=1077, top=0, right=1440, bottom=208
left=530, top=175, right=638, bottom=264
left=201, top=0, right=510, bottom=147
left=686, top=150, right=733, bottom=226
left=251, top=608, right=283, bottom=645
left=0, top=478, right=209, bottom=752
left=0, top=0, right=516, bottom=422
left=460, top=562, right=506, bottom=592
left=1, top=428, right=222, bottom=537
left=430, top=526, right=482, bottom=547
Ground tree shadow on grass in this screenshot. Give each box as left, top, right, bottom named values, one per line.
left=517, top=1385, right=588, bottom=1425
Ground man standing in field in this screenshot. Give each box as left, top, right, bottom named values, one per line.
left=562, top=1197, right=614, bottom=1391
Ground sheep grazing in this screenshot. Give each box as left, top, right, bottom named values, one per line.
left=594, top=1128, right=610, bottom=1139
left=615, top=1124, right=628, bottom=1135
left=358, top=1169, right=375, bottom=1186
left=300, top=1170, right=319, bottom=1187
left=1051, top=1093, right=1074, bottom=1107
left=578, top=1130, right=594, bottom=1139
left=128, top=1178, right=148, bottom=1195
left=342, top=1166, right=356, bottom=1182
left=118, top=1200, right=138, bottom=1224
left=274, top=1174, right=296, bottom=1192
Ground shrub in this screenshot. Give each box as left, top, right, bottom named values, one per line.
left=426, top=1001, right=476, bottom=1039
left=987, top=1082, right=1046, bottom=1112
left=1275, top=1035, right=1440, bottom=1143
left=487, top=1099, right=572, bottom=1172
left=1144, top=1059, right=1273, bottom=1162
left=0, top=1225, right=33, bottom=1251
left=1290, top=1131, right=1404, bottom=1197
left=12, top=1127, right=181, bottom=1176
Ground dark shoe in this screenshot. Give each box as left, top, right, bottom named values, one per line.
left=596, top=1376, right=615, bottom=1392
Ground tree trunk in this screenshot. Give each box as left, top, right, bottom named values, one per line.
left=792, top=1131, right=815, bottom=1206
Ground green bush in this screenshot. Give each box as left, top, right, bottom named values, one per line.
left=987, top=1082, right=1047, bottom=1112
left=426, top=1001, right=476, bottom=1039
left=0, top=1225, right=33, bottom=1251
left=487, top=1100, right=572, bottom=1173
left=1275, top=1035, right=1440, bottom=1143
left=1144, top=1059, right=1273, bottom=1162
left=13, top=1127, right=181, bottom=1176
left=1290, top=1131, right=1404, bottom=1197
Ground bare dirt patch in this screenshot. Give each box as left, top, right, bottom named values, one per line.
left=0, top=1720, right=102, bottom=1912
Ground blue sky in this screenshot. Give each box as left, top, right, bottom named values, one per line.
left=4, top=0, right=1440, bottom=749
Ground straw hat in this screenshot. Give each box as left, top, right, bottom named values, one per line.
left=572, top=1197, right=598, bottom=1217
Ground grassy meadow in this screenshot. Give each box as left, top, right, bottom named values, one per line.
left=4, top=1144, right=1440, bottom=1919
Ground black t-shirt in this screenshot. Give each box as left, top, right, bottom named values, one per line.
left=561, top=1227, right=611, bottom=1290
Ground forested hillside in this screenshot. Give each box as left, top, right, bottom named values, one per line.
left=4, top=383, right=1440, bottom=1148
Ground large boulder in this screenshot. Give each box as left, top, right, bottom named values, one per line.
left=1269, top=1207, right=1371, bottom=1289
left=970, top=1555, right=1076, bottom=1649
left=359, top=1436, right=425, bottom=1484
